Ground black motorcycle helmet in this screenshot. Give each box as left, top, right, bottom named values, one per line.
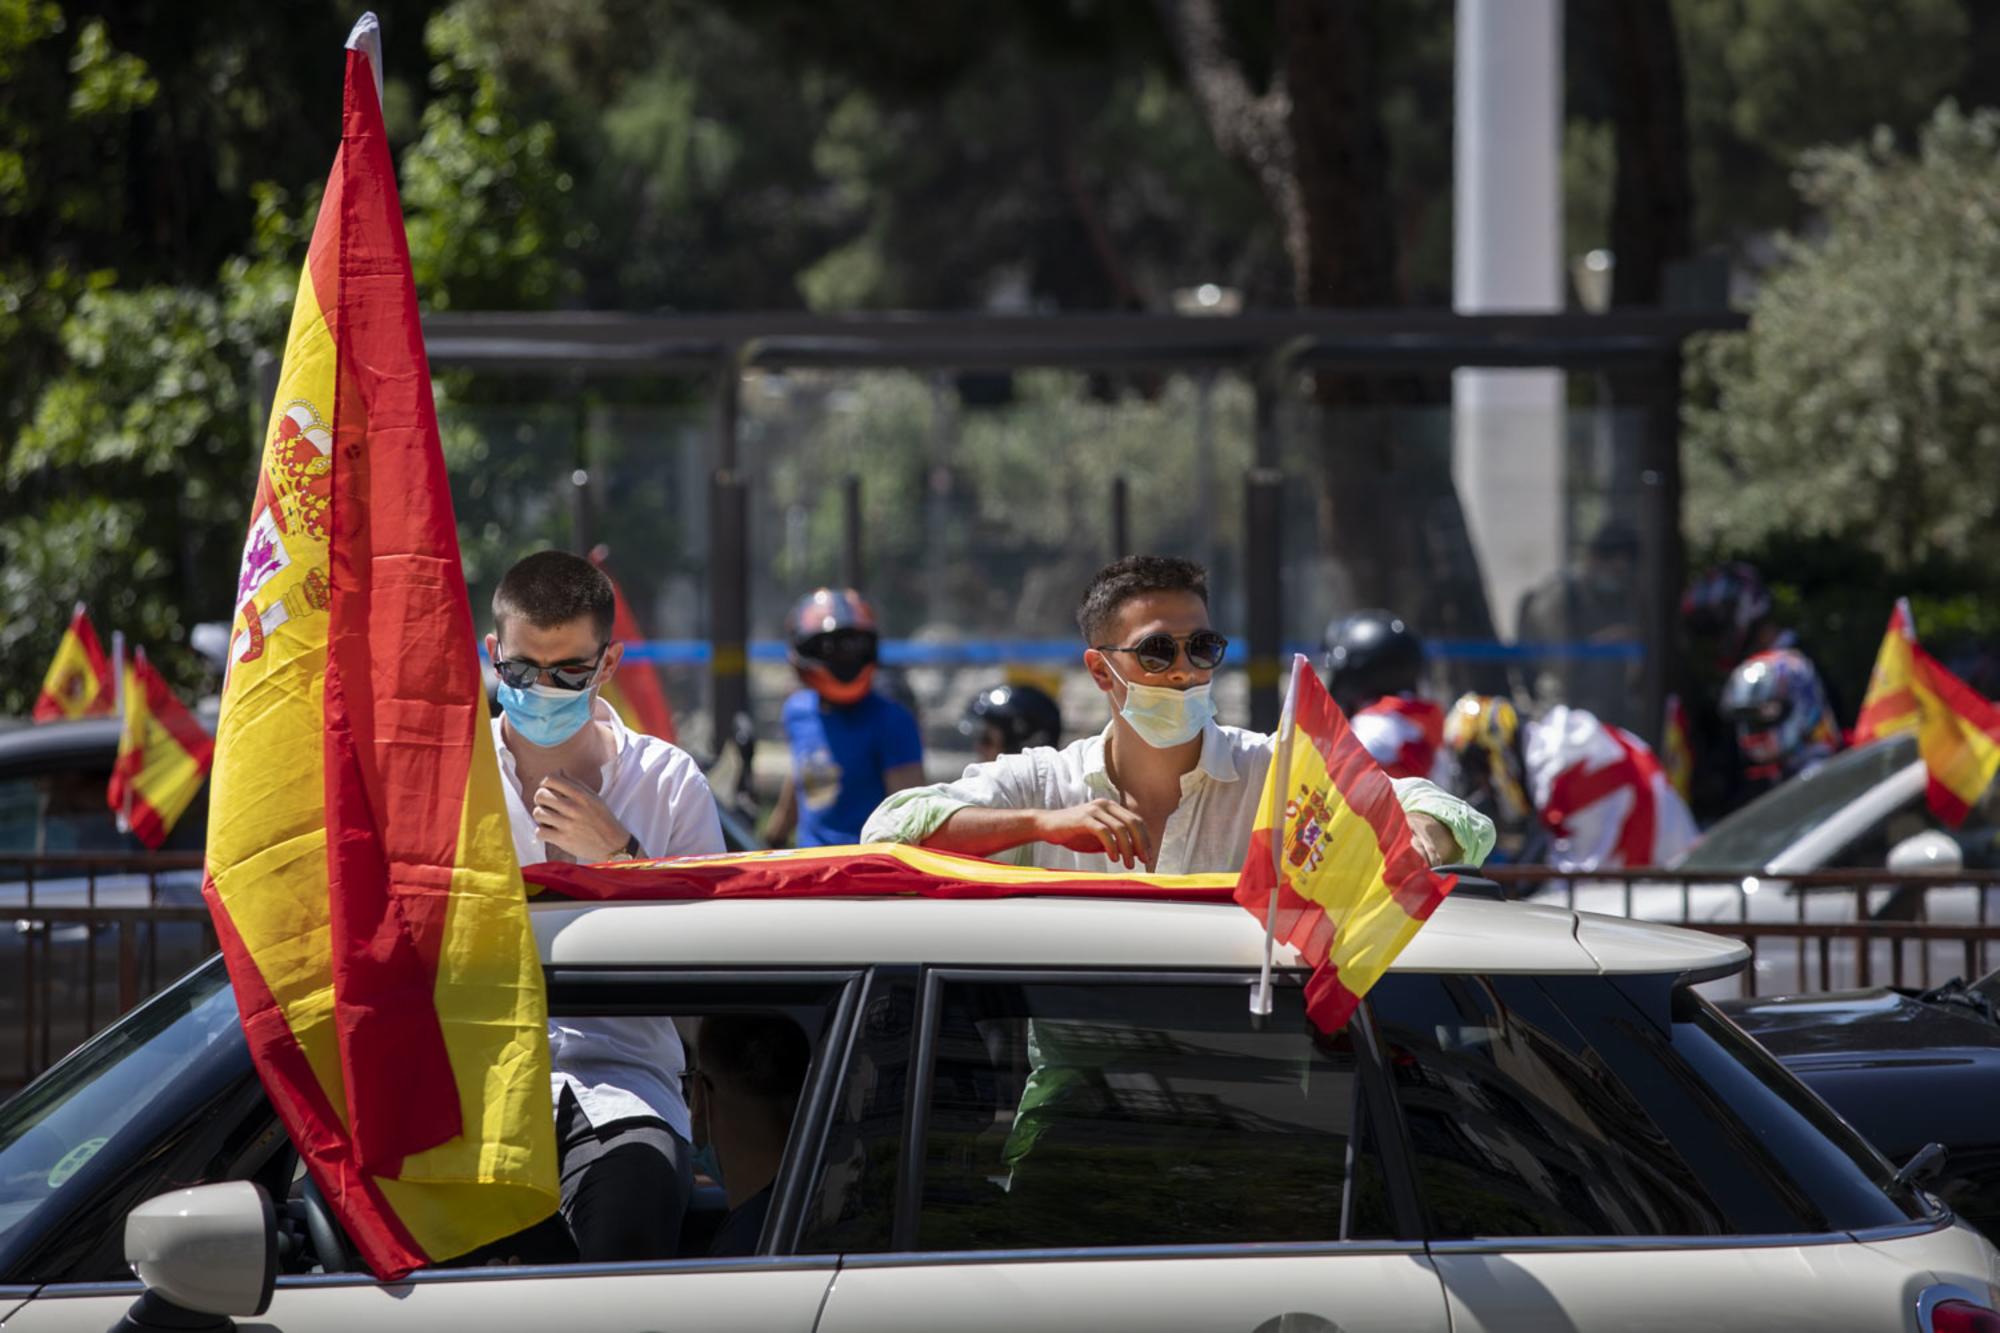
left=960, top=684, right=1062, bottom=758
left=1323, top=610, right=1424, bottom=714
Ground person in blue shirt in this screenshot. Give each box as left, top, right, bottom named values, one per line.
left=762, top=588, right=925, bottom=847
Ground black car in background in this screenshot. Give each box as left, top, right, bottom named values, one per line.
left=1725, top=972, right=2000, bottom=1240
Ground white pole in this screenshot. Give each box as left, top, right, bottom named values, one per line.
left=111, top=629, right=126, bottom=718
left=1453, top=0, right=1565, bottom=640
left=1252, top=654, right=1303, bottom=1017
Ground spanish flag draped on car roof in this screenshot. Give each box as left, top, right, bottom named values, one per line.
left=203, top=14, right=555, bottom=1280
left=1854, top=598, right=2000, bottom=826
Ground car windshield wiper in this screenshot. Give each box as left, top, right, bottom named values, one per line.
left=1916, top=976, right=1998, bottom=1026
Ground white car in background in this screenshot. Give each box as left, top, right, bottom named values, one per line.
left=1, top=880, right=1996, bottom=1331
left=1553, top=734, right=2000, bottom=993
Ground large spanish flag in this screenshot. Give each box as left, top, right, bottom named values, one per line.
left=1854, top=600, right=2000, bottom=825
left=32, top=603, right=115, bottom=722
left=204, top=15, right=555, bottom=1279
left=1235, top=656, right=1457, bottom=1033
left=107, top=647, right=214, bottom=849
left=589, top=546, right=677, bottom=743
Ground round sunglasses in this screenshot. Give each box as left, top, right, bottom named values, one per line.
left=1092, top=629, right=1229, bottom=675
left=492, top=644, right=608, bottom=692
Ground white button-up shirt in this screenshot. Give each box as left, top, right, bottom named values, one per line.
left=494, top=699, right=724, bottom=1140
left=859, top=718, right=1493, bottom=875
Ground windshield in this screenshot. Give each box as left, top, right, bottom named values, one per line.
left=0, top=957, right=238, bottom=1247
left=1676, top=736, right=1918, bottom=871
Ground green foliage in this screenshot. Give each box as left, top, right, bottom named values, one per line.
left=1685, top=103, right=2000, bottom=576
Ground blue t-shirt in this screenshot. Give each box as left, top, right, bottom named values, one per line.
left=781, top=689, right=925, bottom=847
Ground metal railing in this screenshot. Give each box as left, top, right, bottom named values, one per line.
left=1482, top=865, right=2000, bottom=996
left=1, top=852, right=212, bottom=1093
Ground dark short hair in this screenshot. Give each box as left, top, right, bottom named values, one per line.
left=492, top=550, right=616, bottom=642
left=696, top=1012, right=812, bottom=1108
left=1075, top=555, right=1209, bottom=644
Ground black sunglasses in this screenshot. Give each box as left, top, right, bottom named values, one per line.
left=1094, top=630, right=1229, bottom=675
left=493, top=645, right=608, bottom=692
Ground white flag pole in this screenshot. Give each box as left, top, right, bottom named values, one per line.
left=114, top=642, right=134, bottom=835
left=1252, top=654, right=1303, bottom=1017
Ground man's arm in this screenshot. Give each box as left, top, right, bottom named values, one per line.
left=925, top=801, right=1154, bottom=870
left=1391, top=776, right=1496, bottom=867
left=763, top=771, right=798, bottom=847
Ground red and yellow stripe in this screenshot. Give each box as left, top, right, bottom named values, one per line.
left=589, top=548, right=677, bottom=744
left=1855, top=598, right=1922, bottom=742
left=204, top=26, right=554, bottom=1280
left=1234, top=657, right=1456, bottom=1033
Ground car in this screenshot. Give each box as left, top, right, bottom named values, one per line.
left=1, top=883, right=1996, bottom=1331
left=1725, top=968, right=2000, bottom=1245
left=1548, top=734, right=2000, bottom=993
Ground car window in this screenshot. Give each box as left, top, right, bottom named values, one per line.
left=1369, top=973, right=1925, bottom=1240
left=1677, top=736, right=1916, bottom=870
left=797, top=972, right=915, bottom=1254
left=909, top=978, right=1393, bottom=1252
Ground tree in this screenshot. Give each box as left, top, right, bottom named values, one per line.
left=1684, top=103, right=2000, bottom=573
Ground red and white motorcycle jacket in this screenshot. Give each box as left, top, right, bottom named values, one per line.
left=1525, top=705, right=1700, bottom=871
left=1352, top=694, right=1450, bottom=784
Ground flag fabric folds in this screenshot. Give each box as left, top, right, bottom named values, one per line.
left=1234, top=656, right=1458, bottom=1034
left=1854, top=599, right=2000, bottom=826
left=203, top=14, right=555, bottom=1279
left=589, top=547, right=678, bottom=743
left=107, top=648, right=214, bottom=849
left=33, top=604, right=115, bottom=722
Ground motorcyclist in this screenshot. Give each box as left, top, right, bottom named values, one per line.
left=960, top=683, right=1062, bottom=764
left=1443, top=693, right=1700, bottom=871
left=1324, top=610, right=1448, bottom=783
left=1719, top=647, right=1841, bottom=791
left=763, top=588, right=926, bottom=847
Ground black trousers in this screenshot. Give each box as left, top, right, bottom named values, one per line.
left=555, top=1087, right=693, bottom=1263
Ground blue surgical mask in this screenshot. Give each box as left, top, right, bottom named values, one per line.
left=497, top=681, right=597, bottom=748
left=690, top=1140, right=723, bottom=1186
left=1103, top=658, right=1215, bottom=749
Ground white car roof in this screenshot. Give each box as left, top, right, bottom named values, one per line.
left=531, top=893, right=1748, bottom=978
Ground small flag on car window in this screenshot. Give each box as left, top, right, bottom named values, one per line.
left=1855, top=599, right=2000, bottom=826
left=107, top=647, right=213, bottom=849
left=1237, top=656, right=1458, bottom=1034
left=33, top=603, right=116, bottom=723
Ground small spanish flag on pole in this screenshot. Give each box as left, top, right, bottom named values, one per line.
left=589, top=545, right=678, bottom=743
left=204, top=14, right=555, bottom=1279
left=32, top=603, right=116, bottom=722
left=1239, top=656, right=1458, bottom=1033
left=1661, top=693, right=1694, bottom=803
left=1855, top=600, right=2000, bottom=825
left=107, top=647, right=214, bottom=849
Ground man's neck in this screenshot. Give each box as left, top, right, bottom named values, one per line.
left=720, top=1139, right=781, bottom=1211
left=1104, top=717, right=1203, bottom=805
left=502, top=714, right=610, bottom=789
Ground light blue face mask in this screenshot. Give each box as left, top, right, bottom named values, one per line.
left=690, top=1139, right=723, bottom=1186
left=497, top=681, right=597, bottom=748
left=1102, top=658, right=1216, bottom=749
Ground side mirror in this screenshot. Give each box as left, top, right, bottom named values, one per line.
left=123, top=1181, right=277, bottom=1321
left=1888, top=830, right=1963, bottom=875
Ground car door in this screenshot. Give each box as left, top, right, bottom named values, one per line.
left=1366, top=972, right=1948, bottom=1330
left=812, top=969, right=1451, bottom=1333
left=7, top=968, right=868, bottom=1333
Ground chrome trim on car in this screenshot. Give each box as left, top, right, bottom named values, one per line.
left=840, top=1239, right=1430, bottom=1269
left=29, top=1256, right=840, bottom=1298
left=1917, top=1282, right=1998, bottom=1330
left=1426, top=1213, right=1950, bottom=1255
left=28, top=1280, right=142, bottom=1298
left=0, top=1283, right=43, bottom=1298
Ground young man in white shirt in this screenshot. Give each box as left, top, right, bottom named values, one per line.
left=487, top=550, right=725, bottom=1261
left=862, top=555, right=1492, bottom=874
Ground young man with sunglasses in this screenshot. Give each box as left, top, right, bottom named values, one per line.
left=486, top=550, right=724, bottom=1261
left=861, top=555, right=1491, bottom=874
